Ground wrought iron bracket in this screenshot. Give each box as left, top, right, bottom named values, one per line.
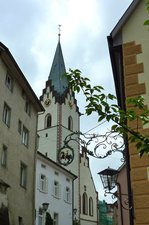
left=57, top=131, right=125, bottom=166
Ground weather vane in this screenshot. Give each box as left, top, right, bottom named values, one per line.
left=58, top=24, right=62, bottom=41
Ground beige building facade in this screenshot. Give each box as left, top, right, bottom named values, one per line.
left=0, top=42, right=43, bottom=225
left=108, top=1, right=149, bottom=224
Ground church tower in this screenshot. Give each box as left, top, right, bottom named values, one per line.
left=37, top=36, right=80, bottom=215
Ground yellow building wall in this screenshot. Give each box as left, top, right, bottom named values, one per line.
left=122, top=1, right=149, bottom=224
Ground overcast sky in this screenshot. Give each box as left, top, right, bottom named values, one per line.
left=0, top=0, right=133, bottom=201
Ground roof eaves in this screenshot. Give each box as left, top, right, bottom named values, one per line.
left=110, top=0, right=140, bottom=38
left=0, top=42, right=44, bottom=112
left=37, top=151, right=77, bottom=180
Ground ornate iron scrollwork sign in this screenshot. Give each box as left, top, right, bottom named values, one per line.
left=57, top=131, right=125, bottom=166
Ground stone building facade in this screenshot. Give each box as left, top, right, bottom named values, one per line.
left=108, top=0, right=149, bottom=224
left=0, top=42, right=43, bottom=225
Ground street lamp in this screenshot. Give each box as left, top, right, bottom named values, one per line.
left=98, top=167, right=119, bottom=191
left=42, top=202, right=49, bottom=225
left=98, top=167, right=132, bottom=210
left=42, top=202, right=49, bottom=212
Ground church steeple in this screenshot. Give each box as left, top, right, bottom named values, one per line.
left=48, top=38, right=68, bottom=96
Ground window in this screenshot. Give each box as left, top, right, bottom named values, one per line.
left=68, top=116, right=73, bottom=130
left=3, top=103, right=11, bottom=127
left=18, top=216, right=23, bottom=225
left=20, top=162, right=27, bottom=188
left=45, top=114, right=52, bottom=128
left=1, top=145, right=7, bottom=167
left=25, top=99, right=31, bottom=116
left=53, top=181, right=60, bottom=198
left=89, top=197, right=94, bottom=216
left=64, top=187, right=71, bottom=203
left=38, top=208, right=43, bottom=225
left=22, top=126, right=29, bottom=147
left=5, top=73, right=13, bottom=91
left=84, top=185, right=87, bottom=191
left=82, top=192, right=88, bottom=215
left=39, top=174, right=48, bottom=193
left=18, top=120, right=22, bottom=134
left=53, top=213, right=58, bottom=225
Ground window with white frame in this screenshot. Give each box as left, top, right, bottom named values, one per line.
left=3, top=103, right=11, bottom=127
left=53, top=213, right=58, bottom=225
left=53, top=181, right=60, bottom=198
left=1, top=145, right=7, bottom=167
left=39, top=174, right=48, bottom=193
left=22, top=126, right=29, bottom=147
left=64, top=186, right=71, bottom=203
left=5, top=73, right=13, bottom=91
left=20, top=162, right=27, bottom=188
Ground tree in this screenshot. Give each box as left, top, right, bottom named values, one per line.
left=64, top=69, right=149, bottom=156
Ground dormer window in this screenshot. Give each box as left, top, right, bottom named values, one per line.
left=68, top=116, right=73, bottom=131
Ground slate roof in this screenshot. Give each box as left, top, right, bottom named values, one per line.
left=48, top=41, right=68, bottom=95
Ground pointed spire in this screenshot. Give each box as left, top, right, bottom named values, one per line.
left=48, top=27, right=68, bottom=95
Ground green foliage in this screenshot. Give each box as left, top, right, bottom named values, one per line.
left=65, top=69, right=149, bottom=156
left=144, top=0, right=149, bottom=26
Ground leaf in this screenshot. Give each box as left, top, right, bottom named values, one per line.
left=144, top=20, right=149, bottom=25
left=108, top=93, right=116, bottom=100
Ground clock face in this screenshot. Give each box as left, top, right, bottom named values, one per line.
left=44, top=98, right=51, bottom=106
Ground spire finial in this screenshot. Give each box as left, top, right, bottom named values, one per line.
left=58, top=24, right=61, bottom=42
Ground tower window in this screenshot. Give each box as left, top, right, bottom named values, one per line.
left=68, top=116, right=73, bottom=131
left=45, top=114, right=52, bottom=128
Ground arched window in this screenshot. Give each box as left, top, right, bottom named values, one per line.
left=68, top=116, right=73, bottom=131
left=45, top=114, right=52, bottom=128
left=82, top=192, right=88, bottom=215
left=89, top=197, right=94, bottom=216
